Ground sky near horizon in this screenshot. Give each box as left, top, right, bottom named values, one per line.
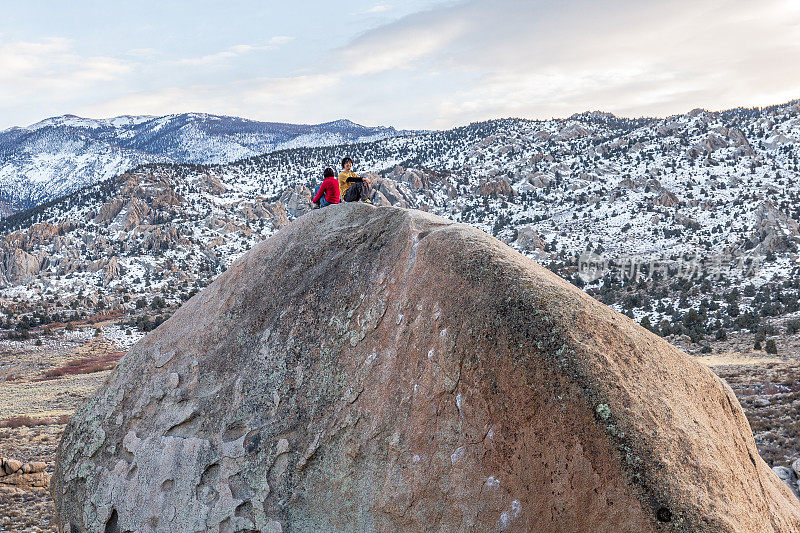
left=1, top=0, right=799, bottom=131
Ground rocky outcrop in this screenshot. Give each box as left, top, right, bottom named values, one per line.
left=0, top=247, right=45, bottom=286
left=528, top=172, right=552, bottom=189
left=384, top=165, right=429, bottom=190
left=94, top=198, right=126, bottom=224
left=372, top=178, right=415, bottom=208
left=199, top=173, right=227, bottom=195
left=103, top=257, right=121, bottom=285
left=52, top=204, right=800, bottom=532
left=3, top=220, right=76, bottom=252
left=752, top=200, right=800, bottom=253
left=479, top=176, right=515, bottom=198
left=266, top=202, right=290, bottom=230
left=381, top=166, right=453, bottom=198
left=278, top=185, right=312, bottom=218
left=690, top=127, right=755, bottom=158
left=718, top=127, right=756, bottom=157
left=514, top=225, right=545, bottom=252
left=656, top=190, right=680, bottom=207
left=0, top=457, right=50, bottom=494
left=774, top=460, right=800, bottom=500
left=236, top=199, right=290, bottom=230
left=122, top=197, right=151, bottom=231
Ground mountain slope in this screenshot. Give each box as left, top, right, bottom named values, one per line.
left=0, top=113, right=408, bottom=212
left=1, top=100, right=799, bottom=343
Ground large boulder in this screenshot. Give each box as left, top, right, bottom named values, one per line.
left=278, top=185, right=312, bottom=218
left=479, top=176, right=515, bottom=198
left=0, top=247, right=44, bottom=286
left=752, top=199, right=800, bottom=253
left=53, top=204, right=800, bottom=532
left=372, top=177, right=415, bottom=208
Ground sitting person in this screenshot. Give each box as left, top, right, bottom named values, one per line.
left=312, top=167, right=341, bottom=208
left=338, top=157, right=372, bottom=203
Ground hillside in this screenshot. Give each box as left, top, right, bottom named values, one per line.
left=1, top=101, right=799, bottom=343
left=0, top=114, right=407, bottom=213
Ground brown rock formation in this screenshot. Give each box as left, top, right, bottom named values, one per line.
left=104, top=257, right=121, bottom=284
left=752, top=200, right=800, bottom=253
left=278, top=184, right=313, bottom=218
left=267, top=201, right=290, bottom=230
left=94, top=198, right=126, bottom=224
left=515, top=225, right=545, bottom=252
left=123, top=197, right=151, bottom=231
left=656, top=190, right=680, bottom=207
left=479, top=176, right=515, bottom=198
left=0, top=457, right=50, bottom=494
left=528, top=172, right=552, bottom=188
left=373, top=178, right=414, bottom=207
left=0, top=247, right=44, bottom=286
left=53, top=204, right=800, bottom=532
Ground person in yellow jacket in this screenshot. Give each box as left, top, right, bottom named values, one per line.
left=339, top=157, right=372, bottom=202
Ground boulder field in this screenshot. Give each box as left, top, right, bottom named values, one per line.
left=52, top=203, right=800, bottom=532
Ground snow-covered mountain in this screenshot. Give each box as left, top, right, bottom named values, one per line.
left=0, top=113, right=407, bottom=213
left=1, top=99, right=799, bottom=351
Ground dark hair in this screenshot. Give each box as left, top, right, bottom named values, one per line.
left=341, top=157, right=353, bottom=167
left=323, top=167, right=334, bottom=178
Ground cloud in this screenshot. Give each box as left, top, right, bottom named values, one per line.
left=363, top=4, right=392, bottom=14
left=126, top=48, right=159, bottom=58
left=0, top=38, right=132, bottom=99
left=268, top=35, right=294, bottom=46
left=80, top=73, right=340, bottom=122
left=177, top=36, right=294, bottom=66
left=335, top=0, right=800, bottom=125
left=3, top=1, right=799, bottom=131
left=339, top=7, right=466, bottom=75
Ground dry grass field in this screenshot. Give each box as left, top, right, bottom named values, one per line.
left=0, top=324, right=125, bottom=532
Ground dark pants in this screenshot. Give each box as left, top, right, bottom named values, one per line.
left=344, top=182, right=371, bottom=202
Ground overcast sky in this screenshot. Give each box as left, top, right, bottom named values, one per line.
left=2, top=0, right=799, bottom=130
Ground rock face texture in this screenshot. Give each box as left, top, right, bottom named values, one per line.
left=53, top=204, right=800, bottom=532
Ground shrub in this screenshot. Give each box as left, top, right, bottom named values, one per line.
left=35, top=352, right=124, bottom=381
left=765, top=339, right=778, bottom=354
left=0, top=415, right=47, bottom=428
left=0, top=413, right=71, bottom=427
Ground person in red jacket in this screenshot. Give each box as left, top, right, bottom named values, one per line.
left=312, top=167, right=341, bottom=208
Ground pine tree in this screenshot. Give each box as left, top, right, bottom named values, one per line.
left=765, top=339, right=778, bottom=354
